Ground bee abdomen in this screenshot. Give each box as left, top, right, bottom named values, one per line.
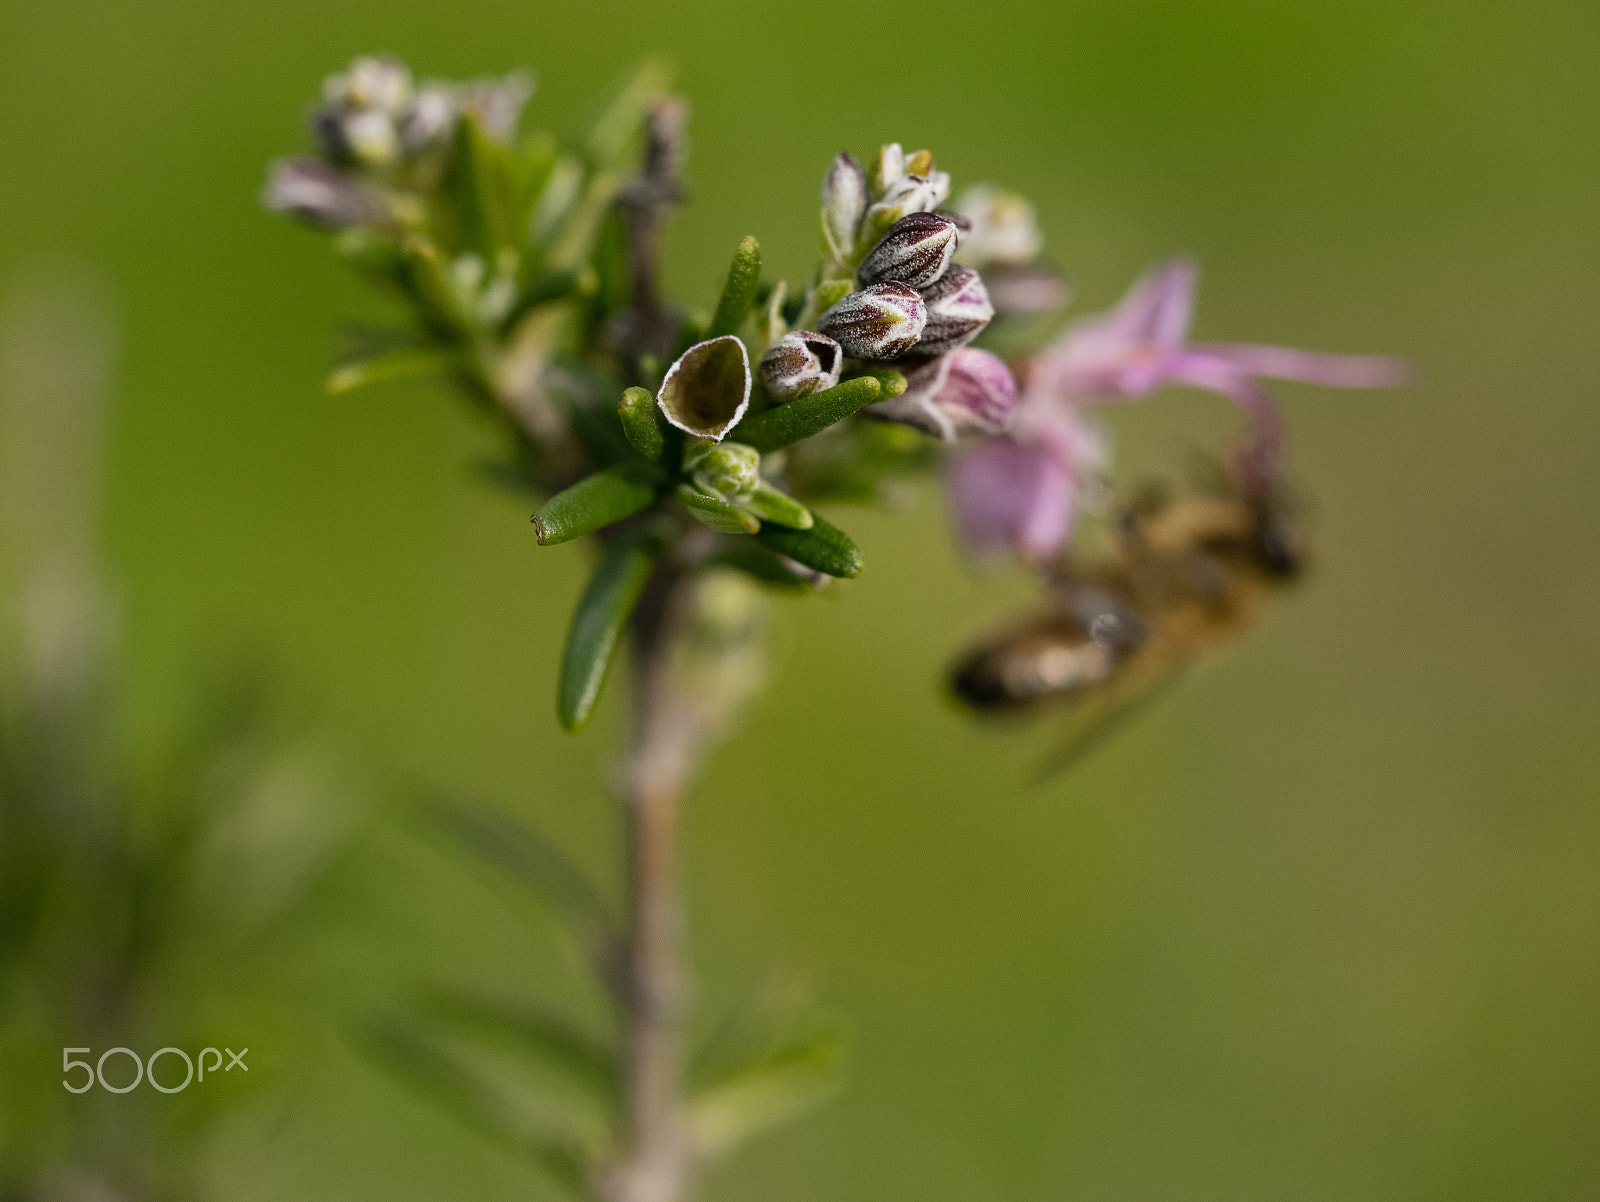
left=950, top=592, right=1148, bottom=712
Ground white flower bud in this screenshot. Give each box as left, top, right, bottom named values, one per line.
left=952, top=185, right=1044, bottom=268
left=324, top=56, right=413, bottom=114
left=858, top=172, right=952, bottom=254
left=870, top=142, right=906, bottom=195
left=820, top=152, right=868, bottom=263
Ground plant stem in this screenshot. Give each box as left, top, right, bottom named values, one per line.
left=606, top=564, right=695, bottom=1202
left=604, top=101, right=699, bottom=1202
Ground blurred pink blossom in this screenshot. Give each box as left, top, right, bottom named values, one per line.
left=948, top=258, right=1407, bottom=560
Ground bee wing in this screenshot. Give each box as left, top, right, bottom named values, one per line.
left=1028, top=647, right=1192, bottom=781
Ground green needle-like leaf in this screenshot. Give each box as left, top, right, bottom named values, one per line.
left=617, top=386, right=667, bottom=462
left=450, top=112, right=517, bottom=258
left=425, top=799, right=619, bottom=976
left=706, top=236, right=762, bottom=339
left=731, top=375, right=895, bottom=452
left=325, top=347, right=454, bottom=394
left=677, top=484, right=760, bottom=535
left=754, top=511, right=862, bottom=578
left=533, top=467, right=659, bottom=545
left=557, top=529, right=662, bottom=731
left=710, top=541, right=817, bottom=590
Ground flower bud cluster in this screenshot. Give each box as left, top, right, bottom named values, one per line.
left=265, top=56, right=533, bottom=229
left=810, top=144, right=995, bottom=364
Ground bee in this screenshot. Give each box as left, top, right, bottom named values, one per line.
left=950, top=477, right=1305, bottom=775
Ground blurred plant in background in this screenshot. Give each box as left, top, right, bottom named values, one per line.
left=265, top=54, right=1404, bottom=1202
left=0, top=271, right=357, bottom=1201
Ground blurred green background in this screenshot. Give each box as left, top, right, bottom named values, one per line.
left=2, top=0, right=1598, bottom=1197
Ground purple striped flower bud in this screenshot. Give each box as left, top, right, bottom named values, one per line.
left=261, top=157, right=381, bottom=228
left=820, top=152, right=868, bottom=263
left=815, top=282, right=927, bottom=361
left=759, top=331, right=843, bottom=402
left=915, top=265, right=994, bottom=354
left=856, top=212, right=961, bottom=290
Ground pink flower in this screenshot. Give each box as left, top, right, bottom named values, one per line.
left=947, top=258, right=1407, bottom=562
left=1027, top=257, right=1408, bottom=492
left=947, top=403, right=1106, bottom=561
left=866, top=347, right=1019, bottom=441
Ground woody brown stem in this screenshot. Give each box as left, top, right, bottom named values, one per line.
left=602, top=563, right=697, bottom=1202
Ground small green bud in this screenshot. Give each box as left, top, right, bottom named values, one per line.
left=683, top=440, right=761, bottom=500
left=618, top=386, right=667, bottom=461
left=743, top=482, right=813, bottom=530
left=677, top=484, right=760, bottom=534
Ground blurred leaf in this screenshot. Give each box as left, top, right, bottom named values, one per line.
left=425, top=798, right=619, bottom=977
left=424, top=990, right=617, bottom=1103
left=364, top=1022, right=603, bottom=1198
left=708, top=541, right=817, bottom=591
left=449, top=112, right=519, bottom=259
left=731, top=375, right=892, bottom=453
left=686, top=1017, right=849, bottom=1163
left=754, top=511, right=862, bottom=578
left=582, top=57, right=673, bottom=169
left=557, top=528, right=663, bottom=730
left=533, top=467, right=661, bottom=546
left=324, top=346, right=454, bottom=394
left=706, top=237, right=762, bottom=340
